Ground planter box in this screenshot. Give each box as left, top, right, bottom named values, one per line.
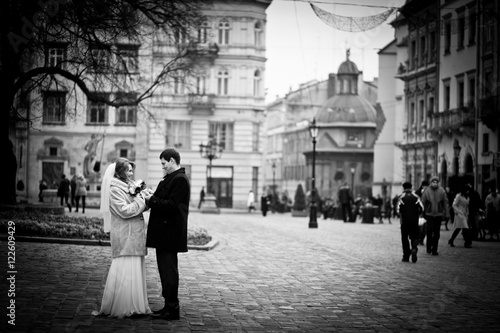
left=291, top=209, right=308, bottom=217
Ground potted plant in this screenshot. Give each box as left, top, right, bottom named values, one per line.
left=292, top=184, right=308, bottom=217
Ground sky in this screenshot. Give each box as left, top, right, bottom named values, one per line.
left=264, top=0, right=406, bottom=103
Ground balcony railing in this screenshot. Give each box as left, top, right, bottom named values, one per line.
left=430, top=107, right=475, bottom=137
left=187, top=93, right=215, bottom=115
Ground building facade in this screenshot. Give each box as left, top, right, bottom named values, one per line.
left=265, top=51, right=380, bottom=202
left=13, top=0, right=272, bottom=209
left=392, top=0, right=499, bottom=198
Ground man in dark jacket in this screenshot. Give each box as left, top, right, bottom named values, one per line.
left=57, top=174, right=72, bottom=212
left=467, top=184, right=483, bottom=243
left=421, top=176, right=449, bottom=255
left=147, top=148, right=190, bottom=321
left=338, top=182, right=353, bottom=222
left=397, top=182, right=423, bottom=263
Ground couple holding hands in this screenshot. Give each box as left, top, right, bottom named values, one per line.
left=92, top=148, right=190, bottom=320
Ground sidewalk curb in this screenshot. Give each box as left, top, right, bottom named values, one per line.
left=0, top=234, right=219, bottom=251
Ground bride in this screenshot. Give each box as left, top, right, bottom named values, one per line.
left=93, top=157, right=153, bottom=318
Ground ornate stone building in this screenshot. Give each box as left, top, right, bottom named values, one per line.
left=265, top=51, right=381, bottom=201
left=13, top=0, right=272, bottom=208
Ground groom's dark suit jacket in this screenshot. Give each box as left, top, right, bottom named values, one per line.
left=146, top=168, right=190, bottom=252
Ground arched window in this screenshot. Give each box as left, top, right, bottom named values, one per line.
left=253, top=70, right=261, bottom=96
left=198, top=21, right=209, bottom=44
left=218, top=19, right=230, bottom=45
left=217, top=68, right=229, bottom=95
left=254, top=21, right=263, bottom=47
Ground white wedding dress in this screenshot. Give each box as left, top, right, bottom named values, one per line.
left=92, top=256, right=151, bottom=318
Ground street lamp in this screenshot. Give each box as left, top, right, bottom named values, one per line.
left=199, top=135, right=223, bottom=213
left=309, top=118, right=319, bottom=228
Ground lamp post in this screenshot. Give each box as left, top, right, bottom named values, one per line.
left=309, top=118, right=319, bottom=228
left=199, top=135, right=223, bottom=213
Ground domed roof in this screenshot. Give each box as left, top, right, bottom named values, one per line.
left=316, top=94, right=377, bottom=124
left=338, top=49, right=359, bottom=75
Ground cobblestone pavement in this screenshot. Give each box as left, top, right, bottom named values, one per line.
left=2, top=210, right=500, bottom=332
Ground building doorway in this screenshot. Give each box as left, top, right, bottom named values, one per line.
left=207, top=166, right=233, bottom=208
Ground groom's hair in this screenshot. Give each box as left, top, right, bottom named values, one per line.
left=160, top=148, right=180, bottom=165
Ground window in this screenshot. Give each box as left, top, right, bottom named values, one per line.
left=468, top=75, right=475, bottom=106
left=428, top=96, right=435, bottom=114
left=347, top=131, right=363, bottom=145
left=117, top=45, right=138, bottom=72
left=87, top=95, right=108, bottom=124
left=429, top=31, right=436, bottom=62
left=457, top=78, right=465, bottom=107
left=468, top=11, right=476, bottom=45
left=173, top=71, right=185, bottom=94
left=116, top=105, right=136, bottom=125
left=209, top=122, right=233, bottom=150
left=217, top=68, right=229, bottom=95
left=410, top=40, right=416, bottom=69
left=49, top=147, right=58, bottom=156
left=457, top=15, right=465, bottom=49
left=252, top=123, right=259, bottom=152
left=48, top=46, right=66, bottom=68
left=254, top=21, right=263, bottom=47
left=409, top=102, right=415, bottom=127
left=419, top=35, right=426, bottom=65
left=196, top=74, right=206, bottom=95
left=444, top=17, right=451, bottom=54
left=166, top=120, right=191, bottom=149
left=120, top=149, right=128, bottom=158
left=198, top=21, right=209, bottom=44
left=443, top=80, right=451, bottom=110
left=43, top=92, right=66, bottom=123
left=218, top=19, right=230, bottom=45
left=174, top=27, right=189, bottom=45
left=253, top=70, right=261, bottom=96
left=482, top=133, right=489, bottom=153
left=419, top=99, right=425, bottom=125
left=90, top=46, right=110, bottom=70
left=483, top=70, right=493, bottom=98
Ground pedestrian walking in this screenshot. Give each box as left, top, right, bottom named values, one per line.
left=74, top=175, right=87, bottom=213
left=416, top=180, right=429, bottom=245
left=147, top=148, right=190, bottom=321
left=485, top=186, right=500, bottom=241
left=445, top=186, right=455, bottom=231
left=397, top=182, right=423, bottom=263
left=421, top=176, right=450, bottom=255
left=448, top=184, right=472, bottom=248
left=247, top=190, right=256, bottom=212
left=92, top=158, right=153, bottom=318
left=198, top=186, right=205, bottom=209
left=70, top=174, right=77, bottom=206
left=261, top=192, right=271, bottom=217
left=38, top=179, right=47, bottom=202
left=338, top=182, right=353, bottom=222
left=57, top=174, right=72, bottom=212
left=467, top=184, right=483, bottom=242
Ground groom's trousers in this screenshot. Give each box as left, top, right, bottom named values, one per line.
left=156, top=250, right=179, bottom=313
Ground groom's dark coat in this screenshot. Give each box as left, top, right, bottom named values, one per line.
left=146, top=168, right=190, bottom=252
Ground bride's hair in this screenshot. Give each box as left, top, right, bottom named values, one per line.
left=114, top=157, right=136, bottom=182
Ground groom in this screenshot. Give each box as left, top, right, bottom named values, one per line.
left=146, top=148, right=190, bottom=320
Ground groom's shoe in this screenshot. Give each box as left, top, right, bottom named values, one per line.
left=151, top=307, right=165, bottom=315
left=150, top=309, right=180, bottom=321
